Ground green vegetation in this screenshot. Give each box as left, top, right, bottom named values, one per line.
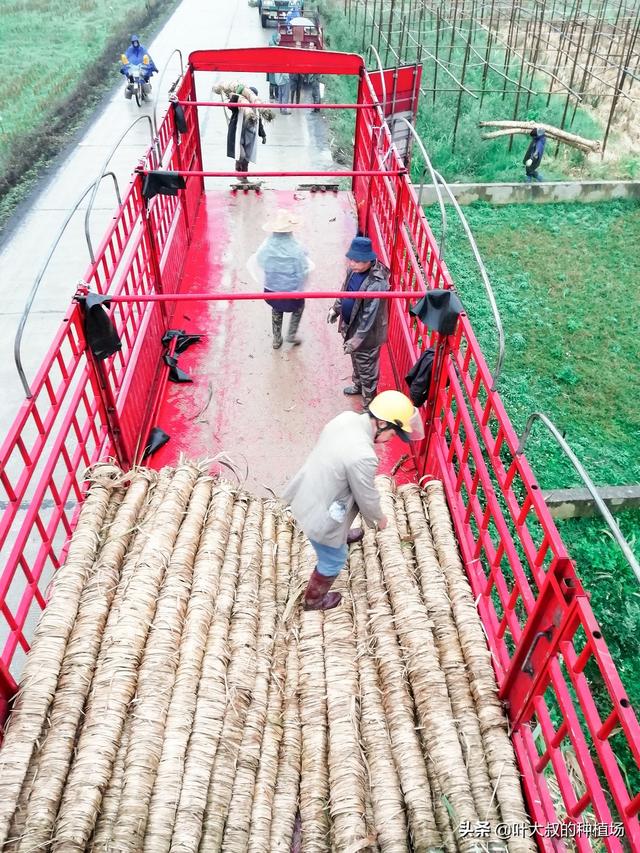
left=0, top=0, right=179, bottom=229
left=318, top=0, right=640, bottom=182
left=442, top=200, right=640, bottom=720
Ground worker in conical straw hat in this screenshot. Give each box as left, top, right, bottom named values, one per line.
left=283, top=390, right=425, bottom=611
left=247, top=209, right=314, bottom=349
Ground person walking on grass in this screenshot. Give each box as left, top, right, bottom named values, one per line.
left=247, top=210, right=313, bottom=349
left=524, top=126, right=546, bottom=183
left=283, top=390, right=424, bottom=611
left=327, top=236, right=390, bottom=409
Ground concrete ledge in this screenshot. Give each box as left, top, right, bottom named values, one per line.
left=542, top=485, right=640, bottom=519
left=422, top=180, right=640, bottom=205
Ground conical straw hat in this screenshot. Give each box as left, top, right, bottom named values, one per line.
left=263, top=209, right=300, bottom=233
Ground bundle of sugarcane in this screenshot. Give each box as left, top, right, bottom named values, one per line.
left=199, top=498, right=264, bottom=850
left=423, top=481, right=536, bottom=853
left=323, top=571, right=371, bottom=851
left=400, top=485, right=505, bottom=852
left=212, top=82, right=275, bottom=122
left=144, top=481, right=237, bottom=853
left=478, top=120, right=600, bottom=153
left=90, top=469, right=175, bottom=852
left=0, top=463, right=124, bottom=848
left=376, top=478, right=480, bottom=853
left=111, top=476, right=214, bottom=852
left=15, top=471, right=155, bottom=853
left=53, top=463, right=202, bottom=851
left=222, top=505, right=278, bottom=851
left=297, top=536, right=331, bottom=852
left=361, top=528, right=443, bottom=852
left=170, top=494, right=250, bottom=853
left=247, top=518, right=296, bottom=853
left=348, top=544, right=409, bottom=853
left=269, top=621, right=301, bottom=852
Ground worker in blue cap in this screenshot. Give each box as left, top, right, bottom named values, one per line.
left=327, top=236, right=390, bottom=409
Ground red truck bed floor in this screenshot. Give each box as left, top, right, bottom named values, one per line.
left=150, top=189, right=413, bottom=494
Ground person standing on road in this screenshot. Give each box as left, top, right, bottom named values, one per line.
left=267, top=31, right=281, bottom=100
left=327, top=236, right=390, bottom=409
left=247, top=210, right=313, bottom=349
left=523, top=126, right=546, bottom=183
left=307, top=43, right=322, bottom=113
left=283, top=391, right=424, bottom=611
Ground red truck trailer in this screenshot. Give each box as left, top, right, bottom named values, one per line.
left=0, top=46, right=638, bottom=851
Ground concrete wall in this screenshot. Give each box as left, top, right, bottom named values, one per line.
left=421, top=180, right=640, bottom=206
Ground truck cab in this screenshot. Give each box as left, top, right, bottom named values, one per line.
left=259, top=0, right=305, bottom=28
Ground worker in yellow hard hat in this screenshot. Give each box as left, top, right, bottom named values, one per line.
left=283, top=390, right=424, bottom=611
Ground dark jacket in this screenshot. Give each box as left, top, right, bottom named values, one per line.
left=226, top=95, right=267, bottom=159
left=524, top=132, right=546, bottom=173
left=333, top=261, right=389, bottom=351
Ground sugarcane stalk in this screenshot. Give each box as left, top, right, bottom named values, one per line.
left=376, top=478, right=479, bottom=852
left=112, top=476, right=214, bottom=851
left=0, top=463, right=123, bottom=847
left=401, top=486, right=505, bottom=850
left=269, top=621, right=301, bottom=852
left=144, top=480, right=237, bottom=853
left=297, top=536, right=331, bottom=852
left=169, top=494, right=250, bottom=853
left=17, top=472, right=154, bottom=852
left=90, top=714, right=131, bottom=851
left=361, top=528, right=442, bottom=852
left=247, top=518, right=296, bottom=853
left=53, top=463, right=202, bottom=851
left=348, top=544, right=409, bottom=853
left=214, top=503, right=277, bottom=853
left=423, top=481, right=536, bottom=853
left=323, top=571, right=369, bottom=851
left=199, top=498, right=264, bottom=850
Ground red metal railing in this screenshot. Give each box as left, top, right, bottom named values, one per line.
left=0, top=49, right=637, bottom=850
left=356, top=65, right=640, bottom=848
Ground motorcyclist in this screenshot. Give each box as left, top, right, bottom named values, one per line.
left=120, top=34, right=158, bottom=93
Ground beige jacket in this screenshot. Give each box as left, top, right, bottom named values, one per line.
left=282, top=411, right=384, bottom=547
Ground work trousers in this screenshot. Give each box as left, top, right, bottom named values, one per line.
left=310, top=79, right=321, bottom=106
left=350, top=346, right=380, bottom=407
left=289, top=74, right=302, bottom=104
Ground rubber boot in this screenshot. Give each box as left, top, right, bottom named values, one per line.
left=303, top=568, right=342, bottom=611
left=343, top=385, right=362, bottom=396
left=272, top=311, right=284, bottom=349
left=286, top=308, right=303, bottom=346
left=346, top=527, right=364, bottom=544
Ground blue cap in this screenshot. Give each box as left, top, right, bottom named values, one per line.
left=346, top=236, right=376, bottom=262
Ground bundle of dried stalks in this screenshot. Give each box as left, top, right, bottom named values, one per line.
left=113, top=476, right=213, bottom=851
left=297, top=536, right=330, bottom=852
left=348, top=544, right=409, bottom=853
left=423, top=481, right=535, bottom=853
left=169, top=494, right=249, bottom=853
left=478, top=120, right=600, bottom=153
left=0, top=463, right=123, bottom=847
left=223, top=505, right=278, bottom=851
left=247, top=520, right=296, bottom=853
left=17, top=472, right=154, bottom=852
left=401, top=485, right=504, bottom=850
left=376, top=478, right=479, bottom=852
left=269, top=622, right=301, bottom=852
left=200, top=498, right=264, bottom=850
left=323, top=569, right=369, bottom=850
left=53, top=463, right=201, bottom=851
left=361, top=528, right=441, bottom=851
left=144, top=481, right=236, bottom=853
left=91, top=714, right=131, bottom=851
left=4, top=714, right=51, bottom=852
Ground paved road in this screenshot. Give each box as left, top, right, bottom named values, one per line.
left=0, top=0, right=335, bottom=438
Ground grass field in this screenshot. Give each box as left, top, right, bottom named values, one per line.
left=0, top=0, right=178, bottom=228
left=440, top=200, right=640, bottom=719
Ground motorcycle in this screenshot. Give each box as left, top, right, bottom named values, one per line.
left=121, top=54, right=153, bottom=107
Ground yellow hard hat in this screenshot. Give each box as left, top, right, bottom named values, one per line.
left=368, top=390, right=424, bottom=442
